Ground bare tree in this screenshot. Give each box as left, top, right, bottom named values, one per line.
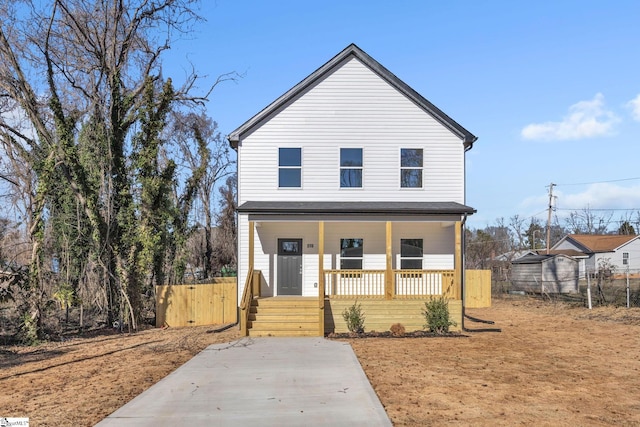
left=213, top=174, right=237, bottom=273
left=564, top=207, right=613, bottom=234
left=172, top=112, right=234, bottom=278
left=508, top=215, right=527, bottom=249
left=0, top=0, right=230, bottom=337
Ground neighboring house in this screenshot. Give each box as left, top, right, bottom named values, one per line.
left=228, top=44, right=477, bottom=336
left=551, top=234, right=640, bottom=278
left=511, top=254, right=579, bottom=294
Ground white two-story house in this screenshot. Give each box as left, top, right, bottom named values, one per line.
left=551, top=234, right=640, bottom=278
left=228, top=44, right=477, bottom=336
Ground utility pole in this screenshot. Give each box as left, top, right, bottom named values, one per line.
left=546, top=183, right=555, bottom=254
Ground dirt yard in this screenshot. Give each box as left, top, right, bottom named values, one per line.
left=1, top=296, right=640, bottom=426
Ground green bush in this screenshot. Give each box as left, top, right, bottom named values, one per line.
left=19, top=312, right=39, bottom=345
left=423, top=296, right=456, bottom=334
left=342, top=301, right=365, bottom=333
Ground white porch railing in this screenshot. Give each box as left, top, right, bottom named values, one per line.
left=323, top=269, right=456, bottom=298
left=394, top=270, right=454, bottom=296
left=324, top=270, right=385, bottom=297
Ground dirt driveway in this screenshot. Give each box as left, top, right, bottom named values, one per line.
left=1, top=296, right=640, bottom=426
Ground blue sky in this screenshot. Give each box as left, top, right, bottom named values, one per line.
left=164, top=0, right=640, bottom=230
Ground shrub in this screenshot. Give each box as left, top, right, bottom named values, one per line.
left=342, top=302, right=365, bottom=333
left=19, top=312, right=39, bottom=345
left=423, top=296, right=456, bottom=334
left=390, top=323, right=405, bottom=337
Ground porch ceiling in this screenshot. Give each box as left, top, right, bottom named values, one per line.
left=237, top=201, right=476, bottom=216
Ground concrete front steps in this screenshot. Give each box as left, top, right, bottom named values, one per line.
left=248, top=297, right=321, bottom=337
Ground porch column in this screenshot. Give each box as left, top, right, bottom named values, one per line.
left=454, top=220, right=462, bottom=300
left=385, top=221, right=393, bottom=300
left=318, top=221, right=325, bottom=336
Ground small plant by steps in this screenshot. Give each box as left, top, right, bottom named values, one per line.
left=342, top=301, right=366, bottom=334
left=422, top=296, right=456, bottom=335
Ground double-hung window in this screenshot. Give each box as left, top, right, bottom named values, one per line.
left=623, top=252, right=629, bottom=265
left=279, top=148, right=301, bottom=188
left=340, top=238, right=363, bottom=269
left=400, top=239, right=423, bottom=269
left=400, top=148, right=423, bottom=188
left=340, top=148, right=363, bottom=188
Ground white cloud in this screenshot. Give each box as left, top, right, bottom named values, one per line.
left=627, top=94, right=640, bottom=121
left=521, top=93, right=620, bottom=141
left=519, top=183, right=640, bottom=222
left=557, top=183, right=640, bottom=211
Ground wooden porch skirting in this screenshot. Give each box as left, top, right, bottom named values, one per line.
left=324, top=299, right=462, bottom=334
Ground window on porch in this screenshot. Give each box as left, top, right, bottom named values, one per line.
left=340, top=238, right=363, bottom=270
left=400, top=239, right=423, bottom=269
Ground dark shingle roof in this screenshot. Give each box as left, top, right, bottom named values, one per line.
left=228, top=43, right=477, bottom=150
left=237, top=201, right=475, bottom=216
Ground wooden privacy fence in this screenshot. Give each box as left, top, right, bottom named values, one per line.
left=156, top=278, right=237, bottom=327
left=465, top=269, right=492, bottom=308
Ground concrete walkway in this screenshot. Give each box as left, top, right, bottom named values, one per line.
left=96, top=337, right=392, bottom=426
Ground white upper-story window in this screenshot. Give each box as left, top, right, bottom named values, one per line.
left=279, top=148, right=302, bottom=188
left=340, top=148, right=363, bottom=188
left=623, top=252, right=629, bottom=265
left=400, top=148, right=423, bottom=188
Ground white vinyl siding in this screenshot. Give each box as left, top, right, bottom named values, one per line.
left=237, top=57, right=464, bottom=206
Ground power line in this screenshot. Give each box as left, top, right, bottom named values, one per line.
left=556, top=177, right=640, bottom=187
left=555, top=208, right=640, bottom=212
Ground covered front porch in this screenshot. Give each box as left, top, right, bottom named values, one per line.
left=237, top=201, right=474, bottom=336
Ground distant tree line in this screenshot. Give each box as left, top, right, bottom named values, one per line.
left=0, top=1, right=237, bottom=343
left=465, top=208, right=639, bottom=269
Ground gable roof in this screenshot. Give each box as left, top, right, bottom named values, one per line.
left=536, top=249, right=589, bottom=258
left=559, top=234, right=639, bottom=253
left=512, top=253, right=578, bottom=264
left=228, top=43, right=477, bottom=150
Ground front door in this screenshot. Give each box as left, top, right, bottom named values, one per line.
left=277, top=238, right=303, bottom=295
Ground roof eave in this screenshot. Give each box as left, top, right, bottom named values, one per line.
left=236, top=201, right=477, bottom=216
left=227, top=43, right=477, bottom=149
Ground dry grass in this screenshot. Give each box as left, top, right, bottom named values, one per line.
left=1, top=296, right=640, bottom=426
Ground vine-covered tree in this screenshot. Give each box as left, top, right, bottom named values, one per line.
left=0, top=0, right=233, bottom=339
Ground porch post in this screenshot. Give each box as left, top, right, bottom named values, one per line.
left=318, top=221, right=325, bottom=336
left=454, top=220, right=462, bottom=300
left=385, top=221, right=393, bottom=300
left=249, top=221, right=258, bottom=296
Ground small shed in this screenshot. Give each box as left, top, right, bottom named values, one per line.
left=511, top=254, right=579, bottom=294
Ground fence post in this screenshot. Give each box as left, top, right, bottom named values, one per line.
left=626, top=267, right=630, bottom=309
left=586, top=268, right=592, bottom=310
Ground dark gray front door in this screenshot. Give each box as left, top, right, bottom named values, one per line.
left=277, top=238, right=303, bottom=295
